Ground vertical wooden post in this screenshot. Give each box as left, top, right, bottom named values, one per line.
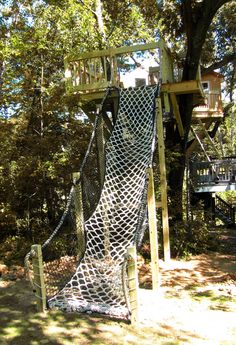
left=211, top=193, right=216, bottom=223
left=96, top=106, right=105, bottom=188
left=156, top=97, right=171, bottom=262
left=64, top=61, right=72, bottom=91
left=127, top=246, right=139, bottom=324
left=73, top=172, right=86, bottom=258
left=169, top=93, right=184, bottom=139
left=31, top=244, right=46, bottom=312
left=147, top=167, right=160, bottom=290
left=159, top=38, right=173, bottom=113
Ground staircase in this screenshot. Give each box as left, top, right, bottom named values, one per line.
left=215, top=195, right=235, bottom=227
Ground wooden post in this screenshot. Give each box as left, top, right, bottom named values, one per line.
left=169, top=93, right=184, bottom=139
left=127, top=246, right=139, bottom=324
left=31, top=244, right=46, bottom=312
left=198, top=119, right=221, bottom=159
left=73, top=172, right=86, bottom=259
left=159, top=38, right=173, bottom=113
left=156, top=97, right=171, bottom=262
left=64, top=61, right=72, bottom=91
left=96, top=106, right=105, bottom=188
left=147, top=167, right=160, bottom=290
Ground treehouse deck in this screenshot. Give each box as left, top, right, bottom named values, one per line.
left=64, top=42, right=204, bottom=104
left=64, top=42, right=230, bottom=196
left=192, top=71, right=224, bottom=122
left=190, top=158, right=236, bottom=193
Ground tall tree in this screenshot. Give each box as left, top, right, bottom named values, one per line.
left=153, top=0, right=235, bottom=220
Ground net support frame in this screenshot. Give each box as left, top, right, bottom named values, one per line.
left=156, top=97, right=171, bottom=262
left=147, top=167, right=160, bottom=290
left=32, top=244, right=47, bottom=312
left=127, top=246, right=139, bottom=325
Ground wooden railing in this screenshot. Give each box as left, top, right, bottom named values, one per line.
left=215, top=195, right=235, bottom=225
left=64, top=42, right=162, bottom=93
left=193, top=93, right=223, bottom=113
left=190, top=158, right=236, bottom=188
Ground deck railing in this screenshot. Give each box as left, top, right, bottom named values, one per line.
left=215, top=195, right=235, bottom=225
left=193, top=92, right=223, bottom=114
left=190, top=158, right=236, bottom=189
left=64, top=42, right=167, bottom=94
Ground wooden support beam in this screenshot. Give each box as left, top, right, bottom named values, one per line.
left=169, top=93, right=184, bottom=139
left=159, top=38, right=174, bottom=83
left=156, top=98, right=171, bottom=262
left=190, top=127, right=211, bottom=161
left=147, top=167, right=160, bottom=290
left=161, top=80, right=204, bottom=96
left=127, top=246, right=139, bottom=324
left=65, top=42, right=160, bottom=62
left=186, top=120, right=213, bottom=157
left=95, top=107, right=105, bottom=187
left=73, top=173, right=86, bottom=259
left=71, top=81, right=112, bottom=92
left=198, top=119, right=221, bottom=159
left=31, top=244, right=47, bottom=312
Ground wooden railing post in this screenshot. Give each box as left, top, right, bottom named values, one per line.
left=147, top=167, right=160, bottom=290
left=31, top=244, right=46, bottom=312
left=73, top=172, right=86, bottom=259
left=156, top=97, right=171, bottom=262
left=127, top=246, right=139, bottom=325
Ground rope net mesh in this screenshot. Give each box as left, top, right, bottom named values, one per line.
left=41, top=85, right=158, bottom=319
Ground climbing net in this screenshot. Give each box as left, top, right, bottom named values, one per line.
left=27, top=84, right=159, bottom=319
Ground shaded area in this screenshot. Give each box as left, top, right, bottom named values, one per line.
left=1, top=227, right=236, bottom=344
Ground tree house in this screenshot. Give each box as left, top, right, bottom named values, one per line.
left=64, top=40, right=204, bottom=140
left=65, top=40, right=202, bottom=260
left=65, top=40, right=234, bottom=258
left=187, top=71, right=225, bottom=158
left=192, top=71, right=224, bottom=122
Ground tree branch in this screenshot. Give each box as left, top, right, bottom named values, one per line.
left=202, top=52, right=236, bottom=73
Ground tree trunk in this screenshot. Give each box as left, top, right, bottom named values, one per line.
left=166, top=0, right=231, bottom=221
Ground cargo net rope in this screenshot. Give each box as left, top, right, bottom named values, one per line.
left=25, top=84, right=159, bottom=320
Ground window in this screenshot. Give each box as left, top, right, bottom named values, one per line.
left=202, top=81, right=210, bottom=92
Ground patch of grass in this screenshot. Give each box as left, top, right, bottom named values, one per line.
left=190, top=290, right=214, bottom=300
left=184, top=284, right=199, bottom=291
left=190, top=289, right=236, bottom=312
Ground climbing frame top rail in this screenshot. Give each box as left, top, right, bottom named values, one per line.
left=64, top=42, right=161, bottom=94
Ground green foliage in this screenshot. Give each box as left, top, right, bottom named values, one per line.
left=0, top=0, right=235, bottom=258
left=169, top=219, right=219, bottom=258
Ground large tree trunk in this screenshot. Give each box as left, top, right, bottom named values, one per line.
left=166, top=0, right=231, bottom=221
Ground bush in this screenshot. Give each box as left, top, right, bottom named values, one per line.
left=169, top=219, right=220, bottom=258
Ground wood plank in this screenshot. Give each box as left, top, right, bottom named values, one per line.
left=127, top=246, right=139, bottom=324
left=198, top=119, right=221, bottom=159
left=159, top=38, right=174, bottom=83
left=73, top=172, right=85, bottom=259
left=156, top=98, right=171, bottom=262
left=161, top=80, right=204, bottom=96
left=190, top=127, right=211, bottom=161
left=186, top=120, right=213, bottom=157
left=31, top=244, right=47, bottom=312
left=72, top=81, right=112, bottom=91
left=147, top=167, right=160, bottom=290
left=169, top=93, right=184, bottom=138
left=65, top=42, right=160, bottom=62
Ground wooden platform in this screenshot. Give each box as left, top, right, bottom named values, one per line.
left=190, top=159, right=236, bottom=193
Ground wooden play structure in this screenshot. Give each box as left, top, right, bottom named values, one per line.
left=27, top=39, right=235, bottom=323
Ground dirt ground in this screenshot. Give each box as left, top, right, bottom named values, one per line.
left=0, top=229, right=236, bottom=345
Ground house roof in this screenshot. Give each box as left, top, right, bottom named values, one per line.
left=202, top=70, right=224, bottom=79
